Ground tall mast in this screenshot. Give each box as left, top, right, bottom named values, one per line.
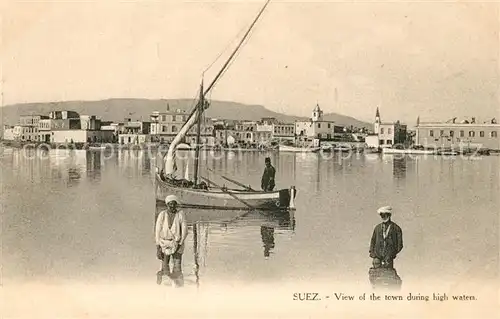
left=162, top=0, right=271, bottom=173
left=181, top=0, right=271, bottom=129
left=193, top=81, right=204, bottom=185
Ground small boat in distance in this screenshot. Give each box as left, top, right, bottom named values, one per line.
left=278, top=144, right=321, bottom=153
left=382, top=145, right=435, bottom=155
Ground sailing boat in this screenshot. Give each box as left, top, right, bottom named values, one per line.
left=155, top=0, right=297, bottom=211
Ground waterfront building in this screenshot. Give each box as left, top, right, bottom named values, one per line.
left=215, top=128, right=238, bottom=146
left=295, top=104, right=336, bottom=143
left=150, top=108, right=214, bottom=145
left=118, top=118, right=152, bottom=145
left=3, top=125, right=15, bottom=140
left=214, top=119, right=276, bottom=146
left=17, top=115, right=48, bottom=142
left=373, top=107, right=407, bottom=148
left=1, top=115, right=48, bottom=142
left=256, top=121, right=273, bottom=145
left=365, top=134, right=380, bottom=148
left=39, top=113, right=111, bottom=143
left=234, top=121, right=258, bottom=144
left=9, top=125, right=38, bottom=142
left=415, top=117, right=499, bottom=150
left=38, top=119, right=52, bottom=142
left=272, top=123, right=295, bottom=143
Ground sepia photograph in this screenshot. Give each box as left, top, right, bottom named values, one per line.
left=1, top=0, right=499, bottom=318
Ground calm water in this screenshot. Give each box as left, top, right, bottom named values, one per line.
left=1, top=147, right=498, bottom=291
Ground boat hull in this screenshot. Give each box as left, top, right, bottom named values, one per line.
left=278, top=145, right=320, bottom=153
left=382, top=148, right=435, bottom=155
left=155, top=174, right=296, bottom=211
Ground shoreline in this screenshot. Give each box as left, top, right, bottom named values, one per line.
left=1, top=140, right=498, bottom=155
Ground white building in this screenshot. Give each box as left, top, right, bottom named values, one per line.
left=415, top=117, right=499, bottom=150
left=2, top=126, right=16, bottom=140
left=118, top=119, right=152, bottom=145
left=295, top=104, right=336, bottom=142
left=373, top=108, right=408, bottom=147
left=9, top=125, right=39, bottom=142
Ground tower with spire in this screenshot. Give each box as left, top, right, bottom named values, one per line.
left=374, top=107, right=381, bottom=134
left=312, top=103, right=323, bottom=122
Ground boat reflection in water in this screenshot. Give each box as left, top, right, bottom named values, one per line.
left=154, top=203, right=296, bottom=287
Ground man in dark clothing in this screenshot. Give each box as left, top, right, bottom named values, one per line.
left=369, top=206, right=403, bottom=269
left=261, top=157, right=276, bottom=191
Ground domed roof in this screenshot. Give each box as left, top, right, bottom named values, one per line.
left=313, top=103, right=321, bottom=112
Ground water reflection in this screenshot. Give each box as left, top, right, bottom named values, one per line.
left=261, top=226, right=275, bottom=258
left=392, top=157, right=407, bottom=180
left=368, top=266, right=403, bottom=291
left=154, top=203, right=296, bottom=287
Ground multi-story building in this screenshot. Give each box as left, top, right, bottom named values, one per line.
left=256, top=121, right=273, bottom=145
left=45, top=111, right=112, bottom=143
left=255, top=117, right=295, bottom=144
left=272, top=123, right=295, bottom=142
left=118, top=119, right=152, bottom=145
left=38, top=119, right=52, bottom=142
left=15, top=115, right=49, bottom=142
left=295, top=104, right=336, bottom=142
left=373, top=108, right=407, bottom=147
left=10, top=125, right=39, bottom=142
left=3, top=115, right=44, bottom=141
left=415, top=117, right=499, bottom=150
left=214, top=128, right=238, bottom=146
left=2, top=125, right=15, bottom=140
left=150, top=108, right=214, bottom=146
left=19, top=114, right=48, bottom=126
left=233, top=121, right=258, bottom=144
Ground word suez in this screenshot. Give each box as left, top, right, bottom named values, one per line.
left=292, top=293, right=321, bottom=301
left=292, top=293, right=356, bottom=301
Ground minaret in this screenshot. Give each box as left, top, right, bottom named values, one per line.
left=312, top=103, right=323, bottom=122
left=374, top=107, right=381, bottom=134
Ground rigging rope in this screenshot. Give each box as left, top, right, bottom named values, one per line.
left=203, top=0, right=271, bottom=96
left=203, top=22, right=249, bottom=75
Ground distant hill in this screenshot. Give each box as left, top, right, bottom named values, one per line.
left=0, top=98, right=371, bottom=136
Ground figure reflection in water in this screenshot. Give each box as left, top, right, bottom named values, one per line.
left=369, top=258, right=402, bottom=290
left=155, top=195, right=188, bottom=287
left=261, top=226, right=275, bottom=258
left=259, top=211, right=295, bottom=259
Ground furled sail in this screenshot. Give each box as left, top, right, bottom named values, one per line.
left=162, top=0, right=271, bottom=179
left=163, top=103, right=203, bottom=177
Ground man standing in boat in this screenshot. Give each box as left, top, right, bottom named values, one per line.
left=261, top=157, right=276, bottom=191
left=369, top=206, right=403, bottom=269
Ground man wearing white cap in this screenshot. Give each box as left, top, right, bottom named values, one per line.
left=369, top=206, right=403, bottom=269
left=155, top=194, right=188, bottom=285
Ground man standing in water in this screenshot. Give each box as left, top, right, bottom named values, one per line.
left=261, top=157, right=276, bottom=191
left=155, top=195, right=188, bottom=286
left=369, top=206, right=403, bottom=269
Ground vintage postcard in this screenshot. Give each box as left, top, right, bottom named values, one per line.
left=1, top=0, right=499, bottom=318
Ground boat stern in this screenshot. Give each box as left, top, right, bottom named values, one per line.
left=278, top=186, right=297, bottom=210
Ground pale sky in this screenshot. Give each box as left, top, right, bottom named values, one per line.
left=2, top=0, right=499, bottom=123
